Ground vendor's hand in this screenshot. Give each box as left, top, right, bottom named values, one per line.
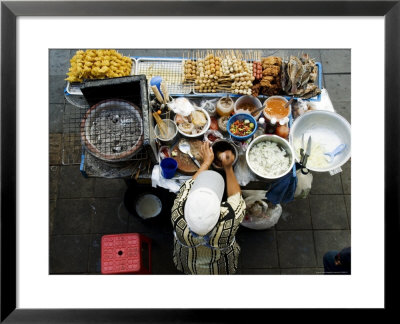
left=220, top=150, right=235, bottom=169
left=201, top=141, right=214, bottom=167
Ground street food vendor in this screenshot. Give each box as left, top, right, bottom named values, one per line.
left=171, top=142, right=246, bottom=274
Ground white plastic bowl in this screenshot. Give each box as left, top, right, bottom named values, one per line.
left=289, top=110, right=351, bottom=172
left=174, top=107, right=211, bottom=138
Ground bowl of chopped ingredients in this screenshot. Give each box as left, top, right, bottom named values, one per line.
left=246, top=135, right=295, bottom=181
left=227, top=113, right=258, bottom=141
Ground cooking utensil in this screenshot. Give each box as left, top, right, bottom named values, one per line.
left=299, top=134, right=312, bottom=175
left=178, top=140, right=201, bottom=168
left=284, top=98, right=294, bottom=108
left=251, top=103, right=266, bottom=117
left=324, top=143, right=346, bottom=163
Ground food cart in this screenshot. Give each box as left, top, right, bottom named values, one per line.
left=62, top=49, right=351, bottom=226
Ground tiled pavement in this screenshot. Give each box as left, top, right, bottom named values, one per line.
left=49, top=49, right=351, bottom=274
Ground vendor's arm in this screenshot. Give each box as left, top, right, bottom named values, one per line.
left=220, top=151, right=241, bottom=197
left=192, top=141, right=214, bottom=180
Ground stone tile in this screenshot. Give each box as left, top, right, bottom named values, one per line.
left=52, top=198, right=93, bottom=235
left=332, top=101, right=351, bottom=124
left=49, top=75, right=68, bottom=104
left=49, top=104, right=64, bottom=134
left=310, top=172, right=343, bottom=195
left=314, top=230, right=351, bottom=267
left=237, top=268, right=281, bottom=275
left=49, top=200, right=57, bottom=236
left=280, top=268, right=324, bottom=275
left=88, top=234, right=102, bottom=274
left=144, top=232, right=181, bottom=274
left=344, top=195, right=351, bottom=229
left=236, top=227, right=279, bottom=268
left=94, top=178, right=127, bottom=198
left=310, top=195, right=349, bottom=229
left=320, top=49, right=351, bottom=74
left=269, top=49, right=322, bottom=63
left=49, top=166, right=60, bottom=200
left=49, top=49, right=72, bottom=76
left=49, top=133, right=62, bottom=165
left=49, top=235, right=91, bottom=274
left=277, top=231, right=317, bottom=268
left=324, top=74, right=351, bottom=102
left=58, top=166, right=95, bottom=198
left=276, top=198, right=312, bottom=230
left=91, top=198, right=129, bottom=234
left=341, top=159, right=351, bottom=194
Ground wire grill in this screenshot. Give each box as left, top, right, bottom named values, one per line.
left=136, top=58, right=192, bottom=95
left=62, top=98, right=148, bottom=166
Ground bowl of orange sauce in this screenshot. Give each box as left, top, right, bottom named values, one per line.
left=263, top=96, right=291, bottom=121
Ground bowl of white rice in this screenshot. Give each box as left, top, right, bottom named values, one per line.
left=246, top=135, right=295, bottom=181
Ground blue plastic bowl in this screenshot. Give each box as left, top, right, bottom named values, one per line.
left=227, top=113, right=258, bottom=141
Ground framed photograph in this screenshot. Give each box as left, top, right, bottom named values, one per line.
left=1, top=0, right=398, bottom=322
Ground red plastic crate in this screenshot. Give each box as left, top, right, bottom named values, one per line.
left=101, top=233, right=151, bottom=274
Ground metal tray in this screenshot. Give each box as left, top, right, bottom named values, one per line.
left=64, top=57, right=137, bottom=96
left=135, top=57, right=192, bottom=95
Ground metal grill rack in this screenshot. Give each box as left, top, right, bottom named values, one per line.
left=62, top=97, right=148, bottom=166
left=136, top=58, right=192, bottom=95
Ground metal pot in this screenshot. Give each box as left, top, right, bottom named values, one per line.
left=246, top=135, right=295, bottom=181
left=211, top=139, right=238, bottom=170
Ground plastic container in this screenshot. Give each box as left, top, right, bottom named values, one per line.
left=262, top=96, right=291, bottom=122
left=160, top=158, right=178, bottom=179
left=226, top=113, right=258, bottom=141
left=154, top=119, right=178, bottom=145
left=234, top=95, right=262, bottom=119
left=216, top=96, right=234, bottom=117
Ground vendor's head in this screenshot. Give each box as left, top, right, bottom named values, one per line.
left=184, top=170, right=225, bottom=236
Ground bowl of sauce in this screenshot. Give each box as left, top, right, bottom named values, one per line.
left=263, top=96, right=291, bottom=121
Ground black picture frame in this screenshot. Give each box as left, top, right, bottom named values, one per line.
left=1, top=0, right=398, bottom=322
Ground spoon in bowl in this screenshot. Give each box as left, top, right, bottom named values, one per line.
left=324, top=143, right=346, bottom=163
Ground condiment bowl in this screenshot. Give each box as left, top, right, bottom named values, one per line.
left=227, top=113, right=258, bottom=141
left=262, top=95, right=291, bottom=122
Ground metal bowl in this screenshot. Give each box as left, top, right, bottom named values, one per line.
left=289, top=110, right=351, bottom=172
left=246, top=135, right=295, bottom=181
left=211, top=139, right=238, bottom=170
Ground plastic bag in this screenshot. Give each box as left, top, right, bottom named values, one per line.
left=241, top=191, right=282, bottom=230
left=199, top=98, right=218, bottom=117
left=234, top=153, right=256, bottom=186
left=294, top=169, right=313, bottom=199
left=203, top=130, right=223, bottom=144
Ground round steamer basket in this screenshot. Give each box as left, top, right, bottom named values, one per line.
left=81, top=99, right=144, bottom=162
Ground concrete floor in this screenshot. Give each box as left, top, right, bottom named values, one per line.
left=49, top=49, right=351, bottom=274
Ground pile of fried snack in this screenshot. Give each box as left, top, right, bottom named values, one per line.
left=65, top=49, right=132, bottom=83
